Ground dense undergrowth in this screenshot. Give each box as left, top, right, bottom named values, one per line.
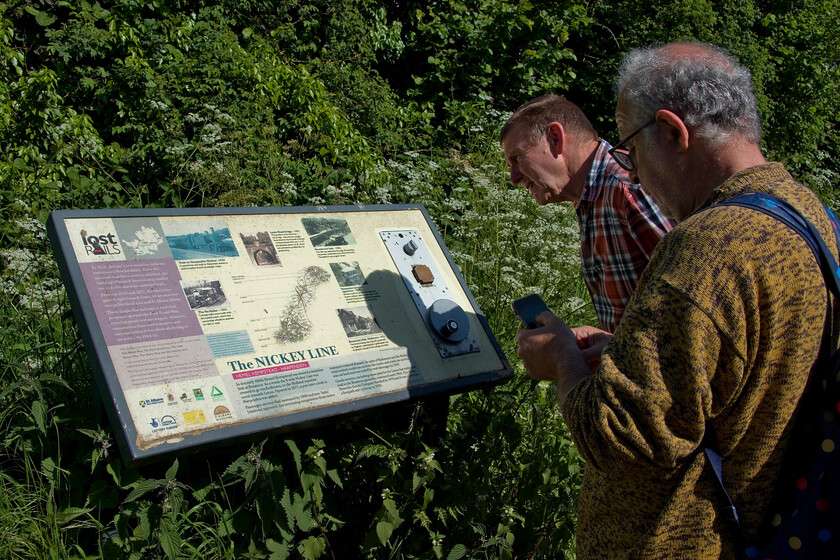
left=1, top=0, right=838, bottom=558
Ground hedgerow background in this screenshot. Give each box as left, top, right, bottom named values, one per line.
left=1, top=1, right=838, bottom=558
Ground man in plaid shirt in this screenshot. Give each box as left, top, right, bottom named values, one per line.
left=502, top=95, right=674, bottom=332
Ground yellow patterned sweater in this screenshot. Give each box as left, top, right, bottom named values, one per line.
left=561, top=163, right=840, bottom=559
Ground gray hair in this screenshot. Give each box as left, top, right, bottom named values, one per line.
left=615, top=42, right=761, bottom=146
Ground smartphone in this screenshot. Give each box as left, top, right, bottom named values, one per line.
left=511, top=293, right=551, bottom=329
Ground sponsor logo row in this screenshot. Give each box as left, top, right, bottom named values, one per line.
left=139, top=385, right=225, bottom=408
left=148, top=405, right=233, bottom=433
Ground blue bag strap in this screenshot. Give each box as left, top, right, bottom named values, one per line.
left=702, top=191, right=840, bottom=546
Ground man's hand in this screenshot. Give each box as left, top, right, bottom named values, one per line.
left=572, top=325, right=612, bottom=370
left=515, top=312, right=594, bottom=404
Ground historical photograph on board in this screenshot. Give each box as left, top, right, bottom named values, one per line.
left=182, top=279, right=229, bottom=309
left=239, top=231, right=281, bottom=267
left=301, top=216, right=357, bottom=247
left=329, top=261, right=365, bottom=287
left=161, top=218, right=239, bottom=260
left=336, top=306, right=383, bottom=338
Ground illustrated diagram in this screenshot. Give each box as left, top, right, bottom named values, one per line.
left=275, top=265, right=331, bottom=344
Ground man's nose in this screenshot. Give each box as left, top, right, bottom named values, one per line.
left=510, top=166, right=523, bottom=185
left=629, top=169, right=640, bottom=184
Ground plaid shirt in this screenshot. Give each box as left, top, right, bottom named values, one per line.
left=576, top=140, right=674, bottom=332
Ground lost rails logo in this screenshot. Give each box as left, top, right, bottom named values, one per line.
left=80, top=229, right=121, bottom=256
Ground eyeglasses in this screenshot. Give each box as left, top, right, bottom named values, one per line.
left=608, top=119, right=656, bottom=172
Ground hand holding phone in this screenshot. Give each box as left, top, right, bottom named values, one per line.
left=511, top=293, right=551, bottom=329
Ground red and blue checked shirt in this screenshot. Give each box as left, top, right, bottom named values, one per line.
left=576, top=140, right=675, bottom=332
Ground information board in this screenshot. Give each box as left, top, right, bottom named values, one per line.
left=48, top=204, right=511, bottom=465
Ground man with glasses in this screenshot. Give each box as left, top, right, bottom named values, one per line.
left=516, top=42, right=840, bottom=558
left=501, top=95, right=673, bottom=333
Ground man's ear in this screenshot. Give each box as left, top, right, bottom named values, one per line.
left=546, top=122, right=566, bottom=156
left=655, top=109, right=690, bottom=152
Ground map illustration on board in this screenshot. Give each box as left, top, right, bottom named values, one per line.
left=275, top=265, right=331, bottom=344
left=123, top=226, right=165, bottom=256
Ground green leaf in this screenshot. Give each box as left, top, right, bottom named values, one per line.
left=78, top=428, right=102, bottom=440
left=278, top=488, right=295, bottom=538
left=292, top=493, right=316, bottom=531
left=266, top=538, right=291, bottom=560
left=423, top=488, right=435, bottom=508
left=285, top=439, right=302, bottom=474
left=326, top=468, right=342, bottom=488
left=124, top=478, right=164, bottom=503
left=31, top=399, right=47, bottom=433
left=383, top=498, right=400, bottom=523
left=25, top=7, right=56, bottom=26
left=217, top=513, right=234, bottom=538
left=158, top=522, right=182, bottom=559
left=447, top=544, right=467, bottom=560
left=91, top=448, right=102, bottom=471
left=376, top=520, right=394, bottom=545
left=136, top=504, right=158, bottom=539
left=165, top=458, right=179, bottom=480
left=301, top=468, right=323, bottom=494
left=106, top=460, right=123, bottom=488
left=55, top=506, right=94, bottom=527
left=298, top=535, right=326, bottom=560
left=322, top=512, right=345, bottom=529
left=42, top=456, right=58, bottom=481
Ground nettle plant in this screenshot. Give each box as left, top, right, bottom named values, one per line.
left=95, top=439, right=347, bottom=559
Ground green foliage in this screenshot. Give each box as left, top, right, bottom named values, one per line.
left=1, top=0, right=838, bottom=558
left=386, top=0, right=592, bottom=147
left=572, top=0, right=840, bottom=201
